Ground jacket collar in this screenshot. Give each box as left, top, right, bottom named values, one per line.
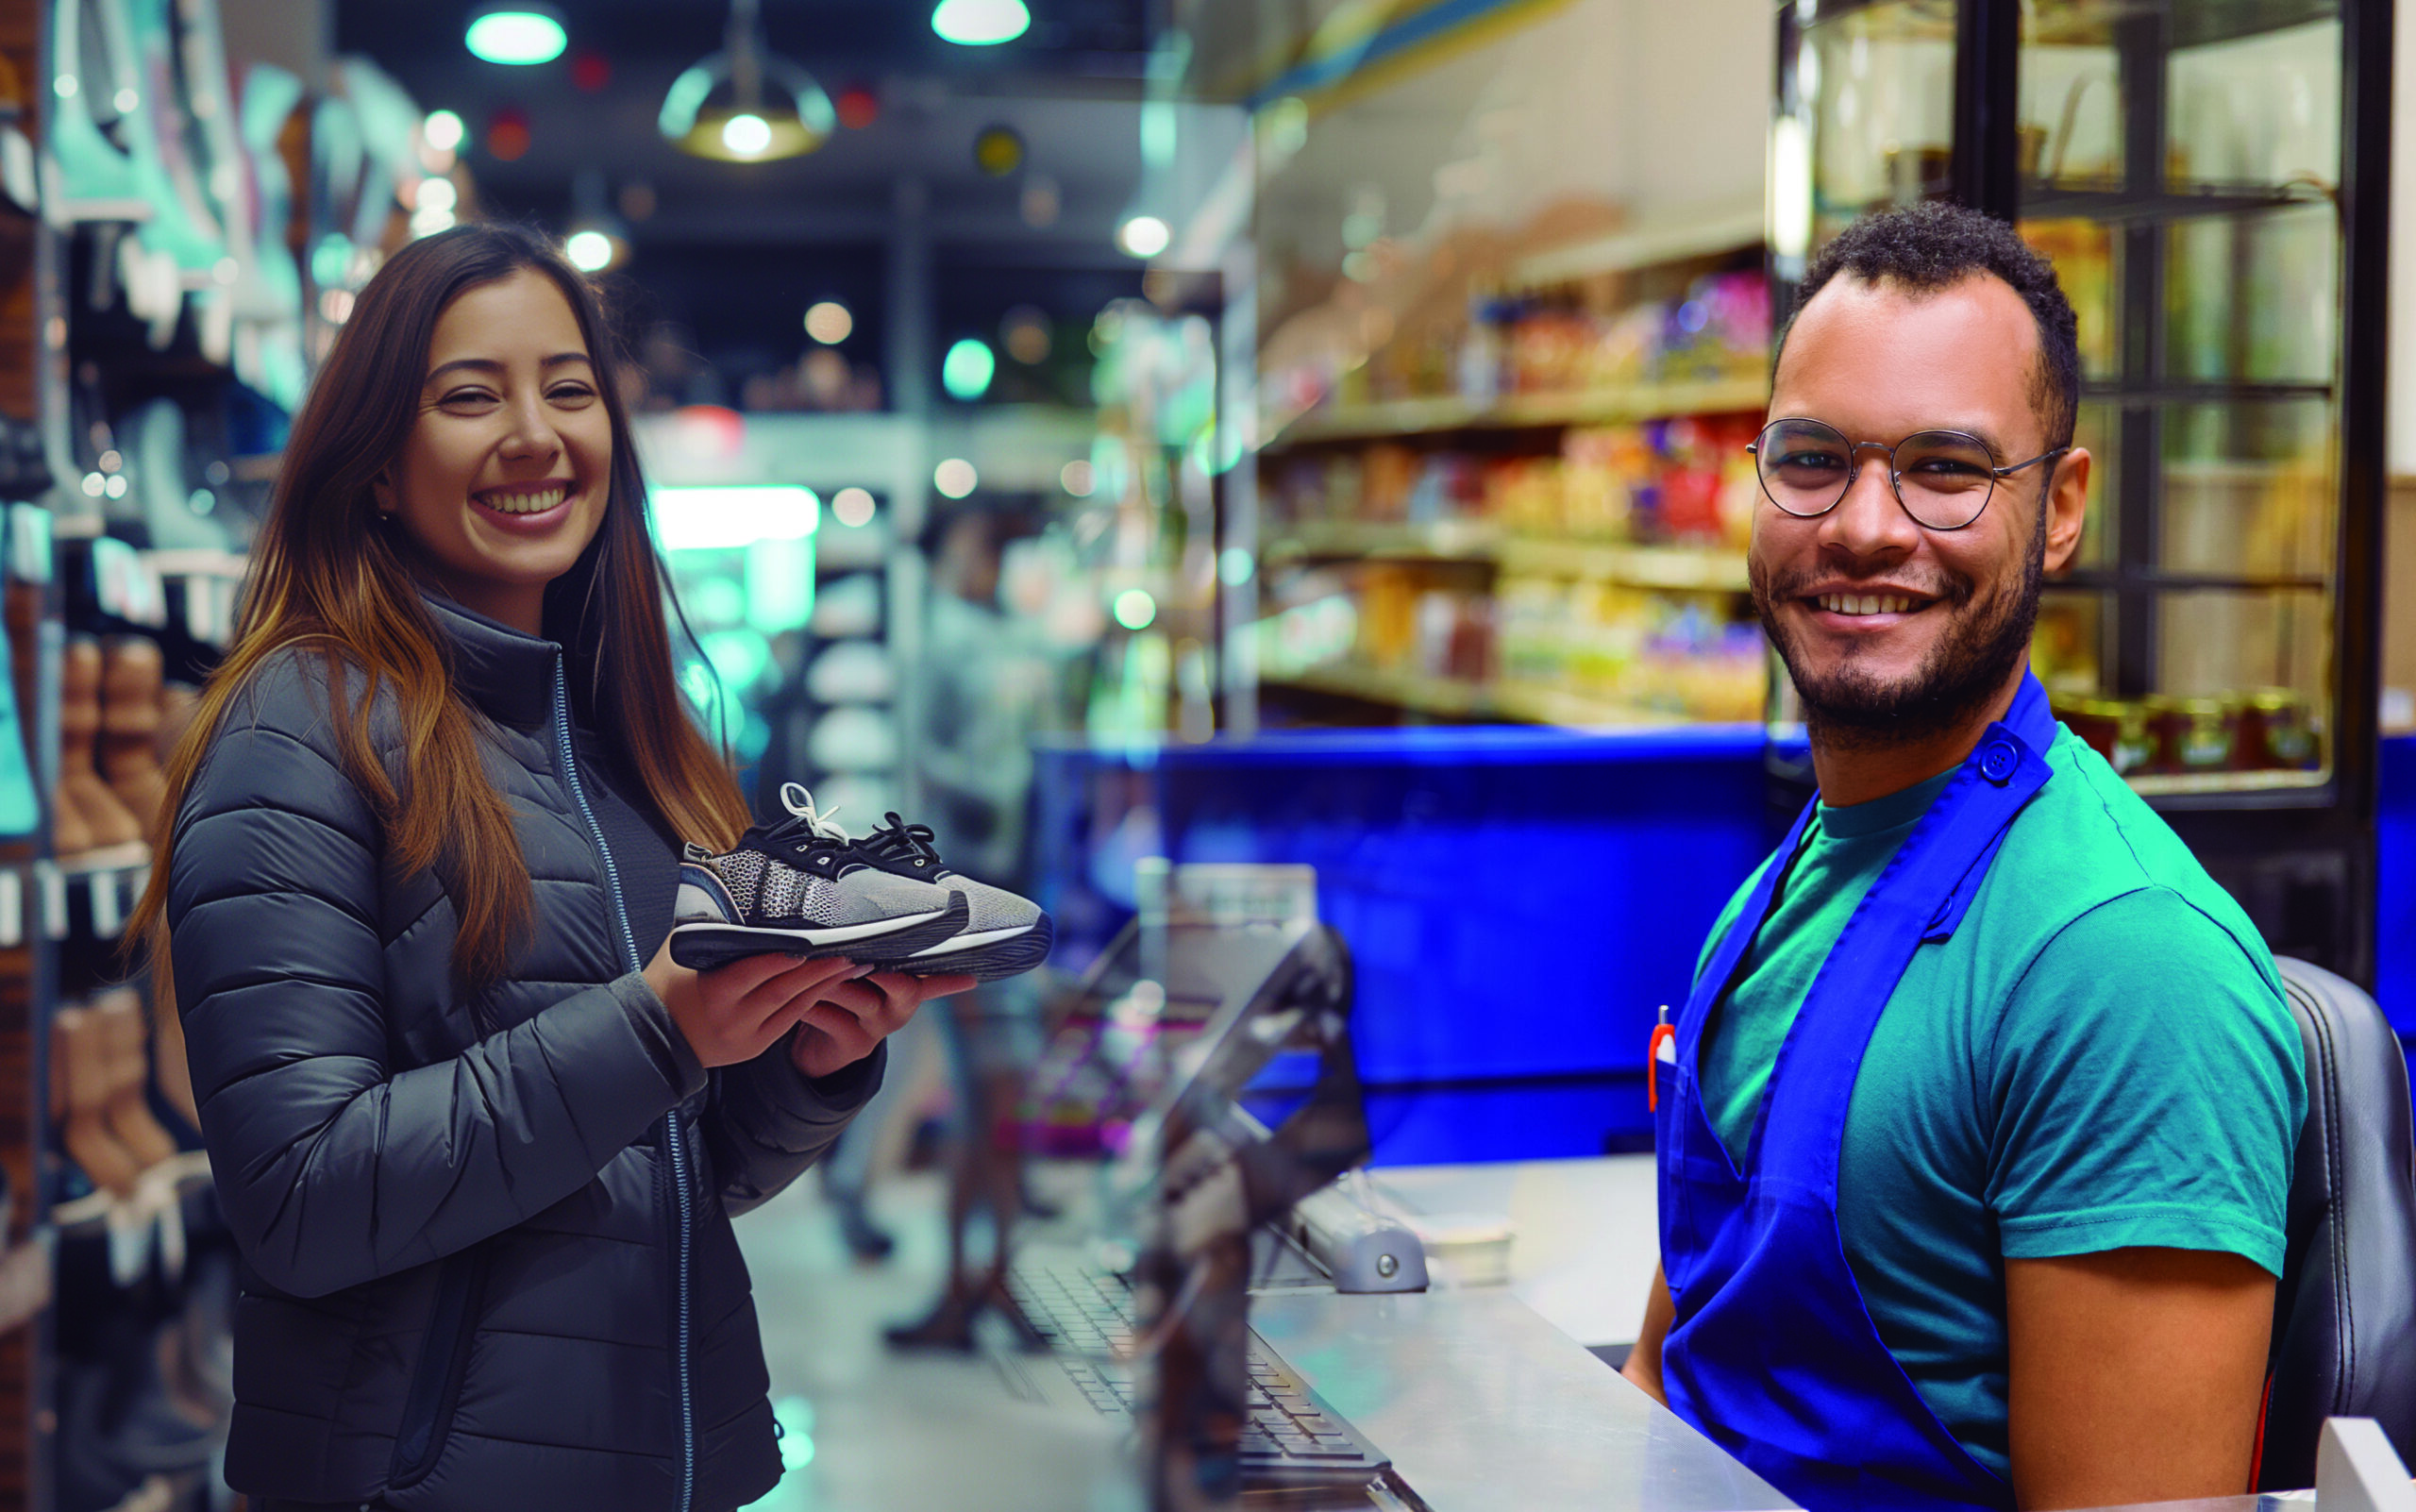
left=419, top=591, right=559, bottom=732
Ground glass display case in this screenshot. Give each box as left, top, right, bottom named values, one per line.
left=1770, top=0, right=2390, bottom=979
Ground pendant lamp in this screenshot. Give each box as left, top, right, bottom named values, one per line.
left=659, top=0, right=835, bottom=163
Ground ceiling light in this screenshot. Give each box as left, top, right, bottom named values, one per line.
left=830, top=488, right=877, bottom=528
left=804, top=301, right=852, bottom=344
left=942, top=338, right=996, bottom=401
left=653, top=485, right=819, bottom=551
left=465, top=7, right=567, bottom=66
left=932, top=0, right=1030, bottom=45
left=565, top=229, right=617, bottom=272
left=1113, top=588, right=1157, bottom=631
left=1116, top=214, right=1170, bottom=259
left=933, top=459, right=978, bottom=498
left=424, top=109, right=466, bottom=152
left=661, top=0, right=835, bottom=163
left=721, top=113, right=773, bottom=157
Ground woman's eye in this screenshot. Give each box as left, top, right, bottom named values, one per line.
left=548, top=384, right=596, bottom=404
left=437, top=388, right=497, bottom=409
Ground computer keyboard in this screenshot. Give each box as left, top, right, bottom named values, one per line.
left=1005, top=1257, right=1391, bottom=1486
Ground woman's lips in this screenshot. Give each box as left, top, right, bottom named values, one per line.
left=470, top=483, right=577, bottom=532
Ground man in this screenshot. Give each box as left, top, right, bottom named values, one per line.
left=1620, top=202, right=2304, bottom=1512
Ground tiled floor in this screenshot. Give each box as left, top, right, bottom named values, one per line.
left=730, top=1170, right=1126, bottom=1512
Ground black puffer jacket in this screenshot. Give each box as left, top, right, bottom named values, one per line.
left=168, top=596, right=875, bottom=1512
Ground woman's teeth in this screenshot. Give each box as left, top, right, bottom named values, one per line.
left=1818, top=593, right=1921, bottom=616
left=479, top=486, right=566, bottom=516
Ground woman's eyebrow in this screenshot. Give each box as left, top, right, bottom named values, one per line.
left=423, top=352, right=595, bottom=384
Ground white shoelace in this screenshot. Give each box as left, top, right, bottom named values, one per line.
left=779, top=781, right=852, bottom=842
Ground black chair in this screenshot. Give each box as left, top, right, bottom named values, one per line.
left=2255, top=956, right=2416, bottom=1489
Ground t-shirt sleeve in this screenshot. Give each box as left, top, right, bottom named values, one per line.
left=1984, top=885, right=2305, bottom=1275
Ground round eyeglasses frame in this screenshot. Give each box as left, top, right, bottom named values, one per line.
left=1745, top=417, right=2068, bottom=531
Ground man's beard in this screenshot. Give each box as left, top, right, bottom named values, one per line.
left=1752, top=512, right=2045, bottom=749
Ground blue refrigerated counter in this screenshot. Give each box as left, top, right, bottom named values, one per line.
left=1032, top=729, right=2416, bottom=1167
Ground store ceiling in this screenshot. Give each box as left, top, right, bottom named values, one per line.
left=332, top=0, right=1159, bottom=375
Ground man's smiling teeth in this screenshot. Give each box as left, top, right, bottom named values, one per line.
left=478, top=486, right=566, bottom=515
left=1817, top=593, right=1922, bottom=616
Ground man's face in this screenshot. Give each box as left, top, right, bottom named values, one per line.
left=1751, top=274, right=2089, bottom=741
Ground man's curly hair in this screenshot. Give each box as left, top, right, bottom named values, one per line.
left=1781, top=202, right=2081, bottom=452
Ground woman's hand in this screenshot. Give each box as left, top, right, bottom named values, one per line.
left=642, top=941, right=862, bottom=1070
left=790, top=970, right=976, bottom=1080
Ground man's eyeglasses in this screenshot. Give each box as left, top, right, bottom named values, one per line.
left=1745, top=417, right=2067, bottom=531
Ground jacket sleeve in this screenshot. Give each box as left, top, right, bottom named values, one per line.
left=707, top=1036, right=885, bottom=1218
left=169, top=660, right=707, bottom=1299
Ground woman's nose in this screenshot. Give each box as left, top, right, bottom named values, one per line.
left=496, top=393, right=562, bottom=461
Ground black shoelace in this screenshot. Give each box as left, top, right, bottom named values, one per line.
left=854, top=814, right=954, bottom=877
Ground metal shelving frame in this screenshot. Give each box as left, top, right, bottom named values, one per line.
left=1770, top=0, right=2392, bottom=983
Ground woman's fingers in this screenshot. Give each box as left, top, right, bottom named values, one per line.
left=731, top=954, right=858, bottom=1016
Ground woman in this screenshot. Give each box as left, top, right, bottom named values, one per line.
left=130, top=223, right=969, bottom=1512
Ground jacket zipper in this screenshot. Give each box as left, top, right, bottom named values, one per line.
left=553, top=658, right=696, bottom=1512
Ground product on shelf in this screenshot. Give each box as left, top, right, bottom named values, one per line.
left=99, top=637, right=168, bottom=838
left=2055, top=687, right=2324, bottom=780
left=59, top=635, right=144, bottom=855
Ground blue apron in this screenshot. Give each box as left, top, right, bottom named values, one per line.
left=1653, top=673, right=2059, bottom=1512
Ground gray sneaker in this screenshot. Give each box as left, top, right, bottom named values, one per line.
left=847, top=814, right=1053, bottom=983
left=669, top=787, right=967, bottom=971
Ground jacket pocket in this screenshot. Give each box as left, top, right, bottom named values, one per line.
left=387, top=1247, right=490, bottom=1489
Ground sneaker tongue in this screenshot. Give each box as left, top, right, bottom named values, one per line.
left=750, top=815, right=859, bottom=871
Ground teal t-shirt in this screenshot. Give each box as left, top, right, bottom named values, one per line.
left=1690, top=725, right=2306, bottom=1482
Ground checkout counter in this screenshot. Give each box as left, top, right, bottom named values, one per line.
left=983, top=859, right=2398, bottom=1512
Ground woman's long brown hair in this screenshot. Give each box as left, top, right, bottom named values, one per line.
left=130, top=223, right=749, bottom=998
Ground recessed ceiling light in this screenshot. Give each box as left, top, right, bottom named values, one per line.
left=805, top=301, right=853, bottom=344
left=931, top=0, right=1031, bottom=46
left=942, top=339, right=996, bottom=401
left=465, top=7, right=567, bottom=66
left=1116, top=215, right=1170, bottom=259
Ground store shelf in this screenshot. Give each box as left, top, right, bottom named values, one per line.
left=2079, top=379, right=2335, bottom=403
left=0, top=1240, right=46, bottom=1336
left=1493, top=537, right=1750, bottom=591
left=1262, top=524, right=1749, bottom=592
left=1263, top=374, right=1768, bottom=449
left=2022, top=183, right=2334, bottom=227
left=2126, top=768, right=2329, bottom=798
left=1262, top=664, right=1689, bottom=728
left=1511, top=200, right=1765, bottom=288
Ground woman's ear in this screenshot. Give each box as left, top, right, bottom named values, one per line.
left=369, top=473, right=394, bottom=517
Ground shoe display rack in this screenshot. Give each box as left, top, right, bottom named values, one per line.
left=0, top=0, right=452, bottom=1504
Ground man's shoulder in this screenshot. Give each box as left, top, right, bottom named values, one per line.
left=1974, top=726, right=2273, bottom=984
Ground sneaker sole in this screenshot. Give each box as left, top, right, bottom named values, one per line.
left=904, top=912, right=1054, bottom=983
left=668, top=894, right=971, bottom=971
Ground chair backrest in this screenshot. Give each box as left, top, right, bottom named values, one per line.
left=2256, top=957, right=2416, bottom=1490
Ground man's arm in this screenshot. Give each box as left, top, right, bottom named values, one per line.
left=1620, top=1261, right=1674, bottom=1404
left=2005, top=1246, right=2273, bottom=1511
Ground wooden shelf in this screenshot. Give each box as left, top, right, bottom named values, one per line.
left=1262, top=374, right=1768, bottom=448
left=1262, top=664, right=1693, bottom=728
left=1262, top=524, right=1750, bottom=592
left=1511, top=200, right=1765, bottom=288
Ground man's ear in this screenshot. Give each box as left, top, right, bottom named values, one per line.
left=2041, top=447, right=2091, bottom=576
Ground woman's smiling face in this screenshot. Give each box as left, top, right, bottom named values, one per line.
left=378, top=268, right=612, bottom=631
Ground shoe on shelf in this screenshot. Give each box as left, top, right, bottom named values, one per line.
left=849, top=814, right=1054, bottom=983
left=669, top=784, right=968, bottom=973
left=59, top=636, right=144, bottom=853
